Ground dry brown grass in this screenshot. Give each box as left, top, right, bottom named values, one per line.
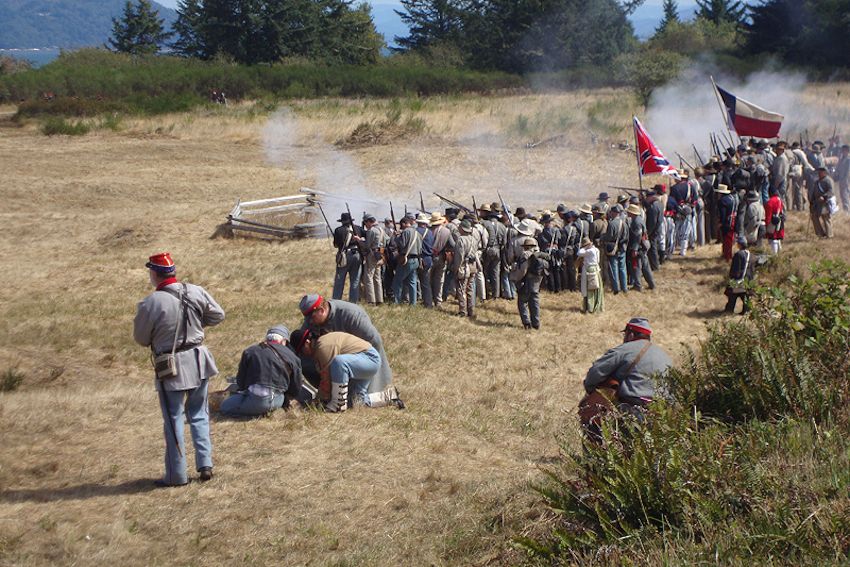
left=1, top=89, right=849, bottom=566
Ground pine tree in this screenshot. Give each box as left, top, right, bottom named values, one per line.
left=695, top=0, right=747, bottom=25
left=393, top=0, right=464, bottom=52
left=655, top=0, right=679, bottom=35
left=171, top=0, right=208, bottom=58
left=108, top=0, right=172, bottom=55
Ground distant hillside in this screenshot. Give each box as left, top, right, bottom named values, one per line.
left=0, top=0, right=177, bottom=49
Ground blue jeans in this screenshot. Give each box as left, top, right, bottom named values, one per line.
left=392, top=258, right=419, bottom=305
left=608, top=252, right=627, bottom=293
left=219, top=390, right=284, bottom=417
left=501, top=270, right=516, bottom=299
left=333, top=251, right=362, bottom=303
left=329, top=347, right=381, bottom=406
left=157, top=380, right=212, bottom=485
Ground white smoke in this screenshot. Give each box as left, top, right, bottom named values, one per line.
left=644, top=67, right=850, bottom=166
left=262, top=109, right=386, bottom=225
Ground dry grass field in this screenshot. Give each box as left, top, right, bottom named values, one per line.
left=1, top=89, right=849, bottom=566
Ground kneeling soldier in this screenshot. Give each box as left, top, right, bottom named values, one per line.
left=291, top=330, right=381, bottom=412
left=219, top=325, right=303, bottom=417
left=578, top=317, right=672, bottom=445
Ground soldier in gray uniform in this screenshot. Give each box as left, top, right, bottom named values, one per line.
left=133, top=252, right=225, bottom=486
left=626, top=203, right=655, bottom=292
left=428, top=212, right=454, bottom=308
left=579, top=317, right=672, bottom=445
left=837, top=144, right=850, bottom=212
left=362, top=215, right=385, bottom=305
left=392, top=216, right=423, bottom=305
left=450, top=219, right=481, bottom=318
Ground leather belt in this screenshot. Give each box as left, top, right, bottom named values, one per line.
left=156, top=342, right=202, bottom=356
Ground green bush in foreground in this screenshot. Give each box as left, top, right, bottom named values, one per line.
left=519, top=260, right=850, bottom=565
left=41, top=117, right=91, bottom=136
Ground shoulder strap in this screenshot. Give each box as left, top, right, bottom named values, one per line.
left=623, top=340, right=653, bottom=377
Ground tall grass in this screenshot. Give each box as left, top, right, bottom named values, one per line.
left=520, top=260, right=850, bottom=565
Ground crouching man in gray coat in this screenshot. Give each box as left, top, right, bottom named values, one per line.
left=578, top=317, right=672, bottom=445
left=298, top=294, right=403, bottom=408
left=134, top=252, right=225, bottom=487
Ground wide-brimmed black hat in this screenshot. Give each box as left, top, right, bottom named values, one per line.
left=338, top=212, right=353, bottom=223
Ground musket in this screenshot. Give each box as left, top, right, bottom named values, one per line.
left=832, top=124, right=837, bottom=141
left=389, top=201, right=397, bottom=233
left=693, top=144, right=704, bottom=166
left=433, top=192, right=474, bottom=216
left=419, top=192, right=430, bottom=215
left=608, top=185, right=648, bottom=194
left=316, top=202, right=334, bottom=240
left=471, top=196, right=480, bottom=221
left=676, top=152, right=695, bottom=171
left=404, top=204, right=408, bottom=217
left=345, top=202, right=352, bottom=221
left=497, top=191, right=516, bottom=229
left=710, top=133, right=721, bottom=157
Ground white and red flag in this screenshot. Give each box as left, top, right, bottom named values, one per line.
left=715, top=83, right=784, bottom=139
left=633, top=116, right=679, bottom=179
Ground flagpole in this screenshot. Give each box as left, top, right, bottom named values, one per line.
left=633, top=117, right=643, bottom=192
left=710, top=75, right=741, bottom=148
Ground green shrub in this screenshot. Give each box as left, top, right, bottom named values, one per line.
left=520, top=260, right=850, bottom=565
left=41, top=117, right=91, bottom=136
left=669, top=260, right=850, bottom=423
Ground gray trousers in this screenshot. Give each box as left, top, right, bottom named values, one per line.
left=429, top=257, right=447, bottom=306
left=418, top=263, right=433, bottom=307
left=517, top=278, right=541, bottom=328
left=483, top=247, right=501, bottom=300
left=363, top=254, right=383, bottom=304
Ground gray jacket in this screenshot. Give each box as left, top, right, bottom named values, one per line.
left=134, top=282, right=225, bottom=391
left=301, top=300, right=392, bottom=393
left=584, top=339, right=673, bottom=401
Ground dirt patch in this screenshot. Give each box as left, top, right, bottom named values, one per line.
left=97, top=226, right=153, bottom=250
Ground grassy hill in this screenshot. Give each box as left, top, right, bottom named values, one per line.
left=0, top=91, right=848, bottom=565
left=0, top=0, right=176, bottom=49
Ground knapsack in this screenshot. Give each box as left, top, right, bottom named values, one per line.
left=528, top=252, right=550, bottom=277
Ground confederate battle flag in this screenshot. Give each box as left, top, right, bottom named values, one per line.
left=714, top=83, right=784, bottom=139
left=633, top=116, right=679, bottom=178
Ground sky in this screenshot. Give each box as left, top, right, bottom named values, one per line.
left=153, top=0, right=697, bottom=43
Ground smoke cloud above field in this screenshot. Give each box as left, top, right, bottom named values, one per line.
left=261, top=108, right=609, bottom=220
left=644, top=68, right=849, bottom=165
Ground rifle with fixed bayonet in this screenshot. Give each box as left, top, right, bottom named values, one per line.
left=389, top=201, right=397, bottom=233
left=471, top=196, right=480, bottom=221
left=608, top=185, right=649, bottom=194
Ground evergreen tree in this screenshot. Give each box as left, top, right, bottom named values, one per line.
left=171, top=0, right=383, bottom=64
left=172, top=0, right=208, bottom=58
left=695, top=0, right=747, bottom=26
left=655, top=0, right=679, bottom=35
left=108, top=0, right=172, bottom=55
left=393, top=0, right=464, bottom=52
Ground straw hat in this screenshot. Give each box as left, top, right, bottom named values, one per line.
left=578, top=203, right=593, bottom=215
left=416, top=213, right=430, bottom=224
left=429, top=212, right=446, bottom=226
left=626, top=203, right=642, bottom=216
left=515, top=219, right=535, bottom=236
left=715, top=184, right=731, bottom=194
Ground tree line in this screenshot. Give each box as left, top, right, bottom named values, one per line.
left=109, top=0, right=849, bottom=75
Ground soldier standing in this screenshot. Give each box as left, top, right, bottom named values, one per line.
left=626, top=204, right=655, bottom=292
left=428, top=212, right=454, bottom=309
left=481, top=207, right=505, bottom=300
left=537, top=213, right=563, bottom=293
left=451, top=219, right=480, bottom=318
left=392, top=216, right=423, bottom=305
left=415, top=214, right=435, bottom=307
left=509, top=236, right=549, bottom=329
left=810, top=167, right=835, bottom=238
left=332, top=212, right=364, bottom=303
left=362, top=215, right=384, bottom=305
left=133, top=253, right=224, bottom=486
left=602, top=205, right=628, bottom=294
left=837, top=144, right=850, bottom=213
